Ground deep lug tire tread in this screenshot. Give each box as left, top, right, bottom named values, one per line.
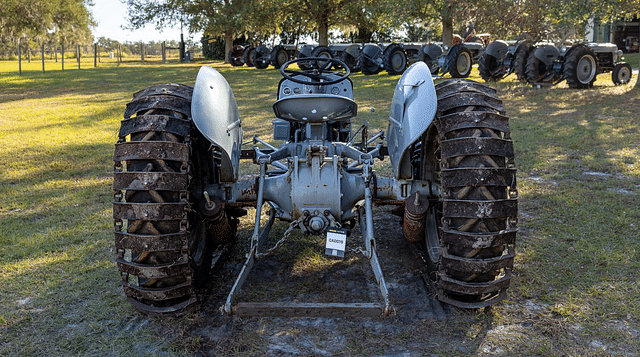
left=114, top=83, right=226, bottom=316
left=433, top=79, right=518, bottom=308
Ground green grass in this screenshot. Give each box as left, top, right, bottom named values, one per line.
left=1, top=58, right=639, bottom=356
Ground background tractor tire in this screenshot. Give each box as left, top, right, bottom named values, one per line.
left=445, top=45, right=473, bottom=78
left=251, top=45, right=271, bottom=69
left=339, top=44, right=361, bottom=72
left=243, top=45, right=256, bottom=67
left=113, top=83, right=236, bottom=316
left=311, top=46, right=335, bottom=69
left=228, top=45, right=245, bottom=66
left=270, top=45, right=290, bottom=69
left=384, top=43, right=408, bottom=75
left=612, top=62, right=632, bottom=85
left=478, top=52, right=506, bottom=82
left=412, top=79, right=518, bottom=308
left=359, top=44, right=383, bottom=75
left=564, top=45, right=598, bottom=89
left=513, top=42, right=533, bottom=82
left=296, top=45, right=315, bottom=70
left=525, top=50, right=553, bottom=85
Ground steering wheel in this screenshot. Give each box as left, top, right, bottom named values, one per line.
left=280, top=57, right=350, bottom=85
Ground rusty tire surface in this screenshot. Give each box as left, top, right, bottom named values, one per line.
left=113, top=83, right=233, bottom=316
left=431, top=79, right=518, bottom=308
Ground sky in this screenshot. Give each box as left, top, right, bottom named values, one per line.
left=90, top=0, right=202, bottom=43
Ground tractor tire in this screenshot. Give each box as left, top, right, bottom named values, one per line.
left=525, top=50, right=552, bottom=85
left=360, top=44, right=383, bottom=75
left=478, top=52, right=506, bottom=82
left=113, top=83, right=236, bottom=316
left=445, top=45, right=473, bottom=78
left=564, top=45, right=598, bottom=89
left=252, top=45, right=271, bottom=69
left=612, top=62, right=632, bottom=85
left=311, top=46, right=335, bottom=69
left=296, top=45, right=315, bottom=70
left=413, top=79, right=517, bottom=308
left=270, top=45, right=290, bottom=69
left=384, top=43, right=408, bottom=75
left=243, top=46, right=256, bottom=67
left=340, top=44, right=361, bottom=72
left=228, top=45, right=245, bottom=66
left=513, top=42, right=533, bottom=82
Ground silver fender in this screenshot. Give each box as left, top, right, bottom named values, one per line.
left=387, top=61, right=437, bottom=179
left=486, top=40, right=509, bottom=60
left=192, top=66, right=242, bottom=182
left=533, top=45, right=560, bottom=67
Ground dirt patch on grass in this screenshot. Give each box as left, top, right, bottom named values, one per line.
left=147, top=208, right=502, bottom=356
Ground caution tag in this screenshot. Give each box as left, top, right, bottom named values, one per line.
left=325, top=228, right=347, bottom=258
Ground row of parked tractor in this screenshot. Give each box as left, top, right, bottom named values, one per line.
left=228, top=38, right=633, bottom=89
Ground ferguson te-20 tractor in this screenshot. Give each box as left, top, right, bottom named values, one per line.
left=113, top=57, right=518, bottom=317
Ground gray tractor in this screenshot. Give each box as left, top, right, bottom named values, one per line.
left=477, top=39, right=534, bottom=82
left=113, top=57, right=518, bottom=316
left=525, top=42, right=632, bottom=88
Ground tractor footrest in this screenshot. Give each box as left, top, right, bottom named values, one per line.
left=234, top=302, right=387, bottom=317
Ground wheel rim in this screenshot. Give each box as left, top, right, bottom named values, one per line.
left=618, top=67, right=631, bottom=83
left=577, top=55, right=596, bottom=84
left=276, top=51, right=288, bottom=64
left=457, top=52, right=471, bottom=75
left=391, top=52, right=406, bottom=71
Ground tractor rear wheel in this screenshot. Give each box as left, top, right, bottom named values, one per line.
left=228, top=45, right=245, bottom=66
left=525, top=49, right=554, bottom=85
left=360, top=44, right=383, bottom=75
left=340, top=47, right=360, bottom=72
left=252, top=45, right=271, bottom=69
left=243, top=46, right=256, bottom=67
left=270, top=45, right=290, bottom=69
left=414, top=79, right=518, bottom=308
left=384, top=43, right=408, bottom=75
left=612, top=62, right=632, bottom=85
left=113, top=83, right=236, bottom=316
left=513, top=42, right=533, bottom=82
left=564, top=45, right=598, bottom=89
left=478, top=52, right=505, bottom=82
left=445, top=45, right=472, bottom=78
left=311, top=46, right=335, bottom=69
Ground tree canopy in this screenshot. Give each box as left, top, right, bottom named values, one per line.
left=0, top=0, right=94, bottom=45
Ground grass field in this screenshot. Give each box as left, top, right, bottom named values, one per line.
left=1, top=55, right=639, bottom=356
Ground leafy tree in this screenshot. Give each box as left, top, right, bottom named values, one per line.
left=125, top=0, right=259, bottom=63
left=0, top=0, right=94, bottom=46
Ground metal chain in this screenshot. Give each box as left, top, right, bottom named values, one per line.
left=347, top=245, right=368, bottom=256
left=255, top=216, right=305, bottom=258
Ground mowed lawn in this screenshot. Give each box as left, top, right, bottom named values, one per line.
left=1, top=54, right=639, bottom=356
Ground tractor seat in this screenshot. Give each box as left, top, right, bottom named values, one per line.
left=273, top=94, right=357, bottom=122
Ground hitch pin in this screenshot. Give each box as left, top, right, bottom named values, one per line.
left=203, top=191, right=214, bottom=210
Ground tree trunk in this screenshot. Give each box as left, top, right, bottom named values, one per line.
left=224, top=32, right=233, bottom=64
left=317, top=13, right=329, bottom=46
left=441, top=5, right=454, bottom=47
